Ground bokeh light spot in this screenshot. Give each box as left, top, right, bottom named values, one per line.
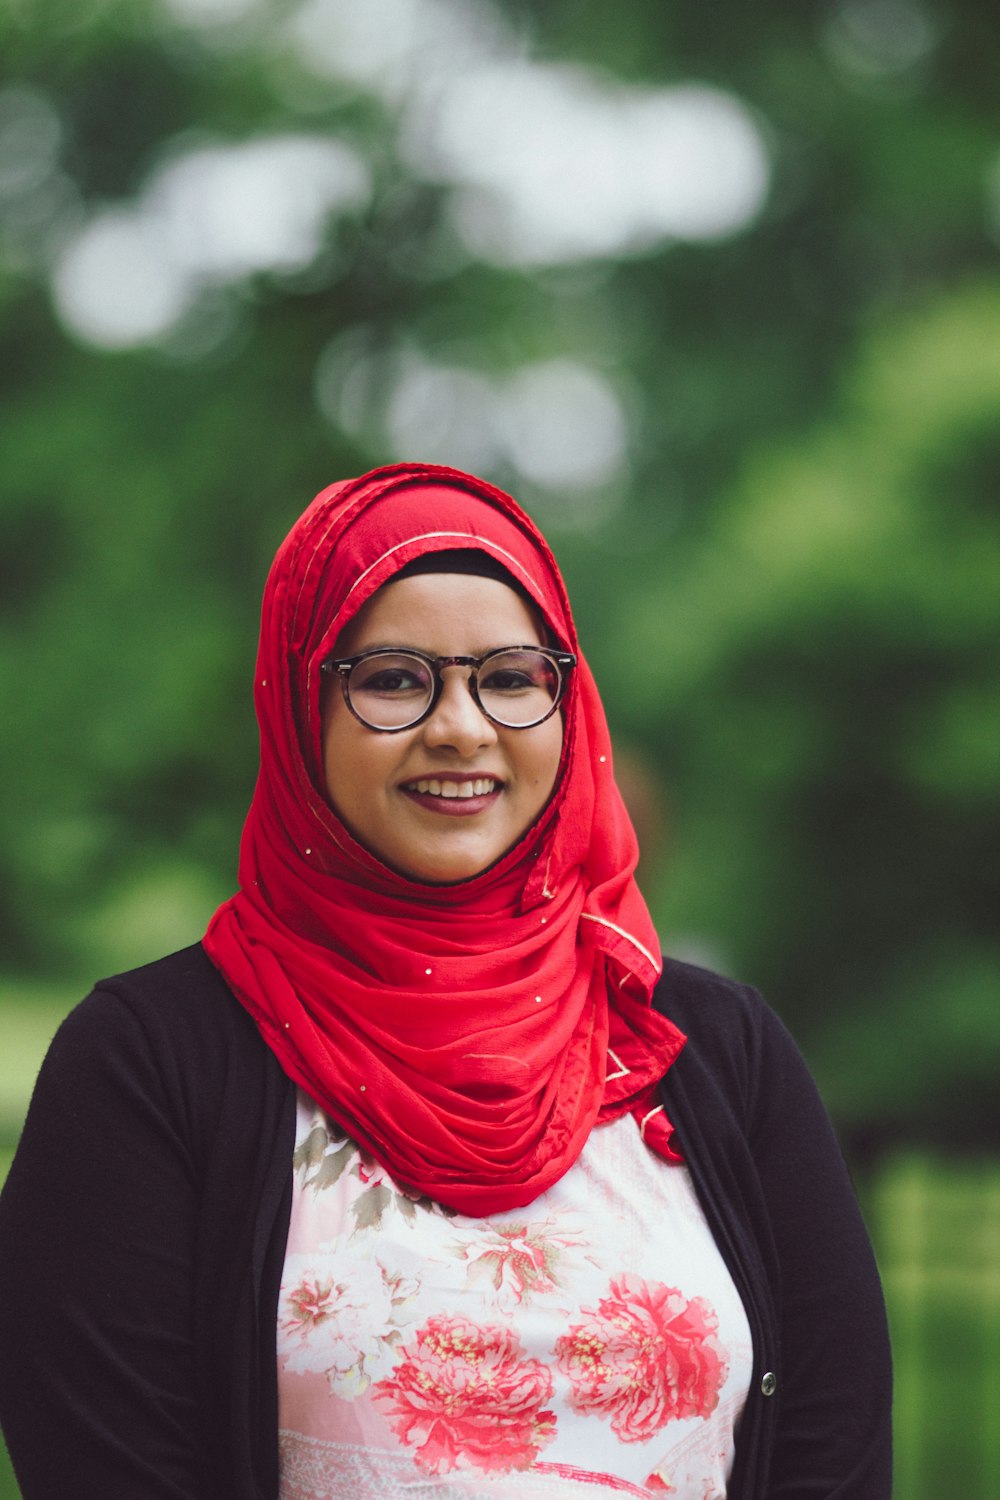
left=404, top=62, right=770, bottom=265
left=289, top=0, right=504, bottom=103
left=315, top=333, right=628, bottom=501
left=497, top=359, right=627, bottom=490
left=148, top=136, right=369, bottom=278
left=51, top=135, right=370, bottom=349
left=52, top=210, right=191, bottom=349
left=824, top=0, right=942, bottom=78
left=0, top=85, right=62, bottom=199
left=384, top=355, right=499, bottom=473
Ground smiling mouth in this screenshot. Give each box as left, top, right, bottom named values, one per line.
left=406, top=777, right=499, bottom=799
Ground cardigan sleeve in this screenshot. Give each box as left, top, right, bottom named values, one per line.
left=748, top=999, right=893, bottom=1500
left=0, top=988, right=212, bottom=1499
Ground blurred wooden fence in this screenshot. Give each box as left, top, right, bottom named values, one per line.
left=875, top=1155, right=1000, bottom=1500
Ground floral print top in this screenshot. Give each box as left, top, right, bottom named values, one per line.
left=278, top=1092, right=752, bottom=1499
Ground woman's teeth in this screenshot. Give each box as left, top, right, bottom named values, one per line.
left=411, top=778, right=497, bottom=799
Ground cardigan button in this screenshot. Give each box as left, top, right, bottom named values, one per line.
left=760, top=1371, right=777, bottom=1397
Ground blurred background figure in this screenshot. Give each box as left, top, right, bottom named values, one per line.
left=0, top=0, right=997, bottom=1495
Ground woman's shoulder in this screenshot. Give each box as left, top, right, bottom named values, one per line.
left=50, top=942, right=259, bottom=1092
left=87, top=940, right=232, bottom=1011
left=652, top=954, right=807, bottom=1109
left=66, top=939, right=236, bottom=1026
left=92, top=939, right=227, bottom=995
left=18, top=944, right=286, bottom=1179
left=654, top=954, right=770, bottom=1038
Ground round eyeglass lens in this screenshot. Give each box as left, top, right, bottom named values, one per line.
left=476, top=650, right=561, bottom=727
left=348, top=652, right=435, bottom=728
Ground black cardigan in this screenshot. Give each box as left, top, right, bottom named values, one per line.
left=0, top=945, right=891, bottom=1499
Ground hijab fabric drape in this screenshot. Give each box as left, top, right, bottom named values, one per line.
left=205, top=463, right=685, bottom=1215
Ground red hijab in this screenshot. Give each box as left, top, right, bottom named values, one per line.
left=204, top=463, right=684, bottom=1214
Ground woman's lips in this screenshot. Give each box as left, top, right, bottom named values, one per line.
left=400, top=775, right=501, bottom=814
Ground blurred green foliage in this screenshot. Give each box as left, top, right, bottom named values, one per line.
left=0, top=0, right=997, bottom=1175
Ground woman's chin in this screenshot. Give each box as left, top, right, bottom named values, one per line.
left=378, top=824, right=514, bottom=886
left=391, top=848, right=500, bottom=886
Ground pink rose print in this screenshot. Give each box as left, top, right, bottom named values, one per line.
left=465, top=1224, right=558, bottom=1308
left=459, top=1215, right=597, bottom=1315
left=372, top=1313, right=556, bottom=1475
left=555, top=1274, right=728, bottom=1442
left=278, top=1250, right=415, bottom=1397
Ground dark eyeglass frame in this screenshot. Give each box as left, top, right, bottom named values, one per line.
left=321, top=644, right=577, bottom=732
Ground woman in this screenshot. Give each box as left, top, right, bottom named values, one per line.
left=0, top=462, right=892, bottom=1498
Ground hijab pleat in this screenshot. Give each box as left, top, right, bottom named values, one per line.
left=205, top=463, right=684, bottom=1214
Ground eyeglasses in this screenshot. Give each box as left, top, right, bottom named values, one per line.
left=321, top=645, right=577, bottom=732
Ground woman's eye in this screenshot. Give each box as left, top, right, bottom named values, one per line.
left=480, top=652, right=556, bottom=698
left=481, top=669, right=535, bottom=694
left=354, top=657, right=430, bottom=696
left=368, top=671, right=419, bottom=694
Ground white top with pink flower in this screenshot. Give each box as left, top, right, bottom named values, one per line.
left=278, top=1092, right=753, bottom=1499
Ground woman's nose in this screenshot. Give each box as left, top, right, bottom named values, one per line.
left=421, top=669, right=498, bottom=753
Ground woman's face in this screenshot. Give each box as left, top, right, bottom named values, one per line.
left=321, top=572, right=564, bottom=883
